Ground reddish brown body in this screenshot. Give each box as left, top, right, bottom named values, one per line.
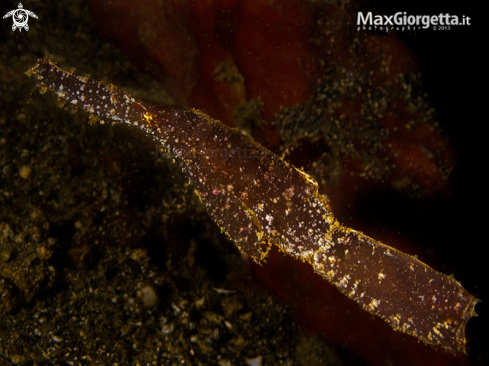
left=29, top=57, right=478, bottom=353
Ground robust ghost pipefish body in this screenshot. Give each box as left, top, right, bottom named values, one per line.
left=28, top=57, right=478, bottom=353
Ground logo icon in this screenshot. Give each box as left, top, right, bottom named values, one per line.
left=3, top=3, right=38, bottom=32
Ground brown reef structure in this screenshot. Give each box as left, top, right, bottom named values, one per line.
left=28, top=57, right=478, bottom=355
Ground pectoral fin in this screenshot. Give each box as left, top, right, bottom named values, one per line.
left=194, top=186, right=270, bottom=263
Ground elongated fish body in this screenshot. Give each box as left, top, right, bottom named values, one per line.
left=28, top=57, right=478, bottom=353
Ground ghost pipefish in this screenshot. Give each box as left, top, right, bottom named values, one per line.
left=27, top=57, right=478, bottom=353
